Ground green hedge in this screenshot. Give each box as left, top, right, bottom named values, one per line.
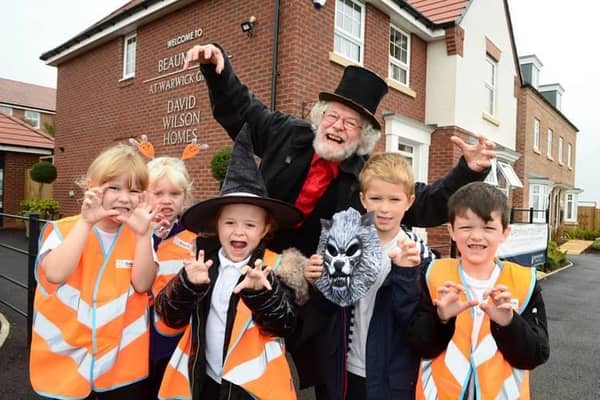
left=591, top=238, right=600, bottom=251
left=562, top=227, right=600, bottom=241
left=19, top=199, right=60, bottom=220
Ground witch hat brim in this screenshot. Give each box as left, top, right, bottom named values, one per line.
left=319, top=65, right=388, bottom=130
left=182, top=125, right=303, bottom=234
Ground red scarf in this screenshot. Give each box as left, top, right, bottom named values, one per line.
left=295, top=154, right=340, bottom=217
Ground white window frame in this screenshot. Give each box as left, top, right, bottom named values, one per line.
left=24, top=110, right=40, bottom=128
left=122, top=32, right=137, bottom=79
left=546, top=128, right=553, bottom=159
left=0, top=105, right=12, bottom=116
left=558, top=136, right=564, bottom=165
left=529, top=183, right=548, bottom=223
left=389, top=24, right=410, bottom=86
left=567, top=143, right=572, bottom=168
left=484, top=55, right=497, bottom=116
left=533, top=118, right=540, bottom=152
left=334, top=0, right=365, bottom=64
left=564, top=192, right=577, bottom=222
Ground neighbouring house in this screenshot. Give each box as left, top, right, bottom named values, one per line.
left=512, top=54, right=580, bottom=238
left=0, top=78, right=56, bottom=136
left=41, top=0, right=531, bottom=254
left=0, top=112, right=54, bottom=227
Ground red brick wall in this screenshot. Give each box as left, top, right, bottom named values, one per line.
left=2, top=152, right=40, bottom=227
left=53, top=1, right=429, bottom=216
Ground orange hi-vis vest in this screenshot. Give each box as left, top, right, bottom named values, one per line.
left=152, top=229, right=196, bottom=336
left=30, top=216, right=150, bottom=399
left=158, top=250, right=297, bottom=400
left=416, top=259, right=536, bottom=400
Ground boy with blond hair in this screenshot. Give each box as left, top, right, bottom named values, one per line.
left=408, top=182, right=549, bottom=399
left=305, top=152, right=434, bottom=399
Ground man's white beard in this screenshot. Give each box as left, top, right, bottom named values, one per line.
left=313, top=131, right=359, bottom=161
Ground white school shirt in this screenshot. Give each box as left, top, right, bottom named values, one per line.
left=205, top=249, right=251, bottom=383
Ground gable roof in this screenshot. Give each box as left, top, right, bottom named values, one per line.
left=0, top=78, right=56, bottom=112
left=406, top=0, right=471, bottom=24
left=0, top=113, right=54, bottom=151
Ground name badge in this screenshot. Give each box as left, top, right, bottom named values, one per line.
left=116, top=259, right=133, bottom=269
left=174, top=237, right=193, bottom=252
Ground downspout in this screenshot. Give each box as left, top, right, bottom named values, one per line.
left=270, top=0, right=281, bottom=110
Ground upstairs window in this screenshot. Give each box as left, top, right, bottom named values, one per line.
left=0, top=105, right=12, bottom=116
left=484, top=55, right=497, bottom=116
left=558, top=136, right=564, bottom=164
left=389, top=25, right=410, bottom=85
left=24, top=110, right=40, bottom=128
left=122, top=32, right=137, bottom=79
left=334, top=0, right=364, bottom=64
left=533, top=118, right=540, bottom=152
left=567, top=143, right=572, bottom=168
left=546, top=128, right=553, bottom=158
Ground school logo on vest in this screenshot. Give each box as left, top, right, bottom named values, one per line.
left=116, top=259, right=133, bottom=269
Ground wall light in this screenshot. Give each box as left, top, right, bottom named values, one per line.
left=240, top=15, right=257, bottom=36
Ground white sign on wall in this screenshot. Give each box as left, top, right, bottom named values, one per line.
left=497, top=223, right=548, bottom=268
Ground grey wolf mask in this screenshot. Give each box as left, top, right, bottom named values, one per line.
left=314, top=208, right=383, bottom=307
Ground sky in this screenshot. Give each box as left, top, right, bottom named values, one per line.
left=1, top=0, right=598, bottom=203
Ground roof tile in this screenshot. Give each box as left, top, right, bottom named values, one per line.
left=0, top=78, right=56, bottom=111
left=0, top=113, right=54, bottom=150
left=406, top=0, right=470, bottom=24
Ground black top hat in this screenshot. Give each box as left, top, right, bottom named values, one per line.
left=182, top=125, right=304, bottom=234
left=319, top=65, right=388, bottom=130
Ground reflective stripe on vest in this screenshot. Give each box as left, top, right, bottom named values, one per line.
left=152, top=230, right=196, bottom=336
left=158, top=250, right=296, bottom=400
left=417, top=259, right=535, bottom=400
left=30, top=216, right=150, bottom=398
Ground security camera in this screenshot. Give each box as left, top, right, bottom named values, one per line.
left=313, top=0, right=326, bottom=9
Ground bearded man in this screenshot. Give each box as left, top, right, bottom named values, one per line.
left=185, top=43, right=495, bottom=397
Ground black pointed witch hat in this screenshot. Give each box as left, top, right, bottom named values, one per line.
left=182, top=124, right=304, bottom=234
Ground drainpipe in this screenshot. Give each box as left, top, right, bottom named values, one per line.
left=270, top=0, right=281, bottom=110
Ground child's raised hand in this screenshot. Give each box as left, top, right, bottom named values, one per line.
left=184, top=249, right=213, bottom=285
left=233, top=259, right=273, bottom=294
left=118, top=192, right=157, bottom=236
left=388, top=238, right=420, bottom=268
left=434, top=281, right=479, bottom=322
left=81, top=184, right=119, bottom=225
left=304, top=254, right=323, bottom=284
left=480, top=284, right=515, bottom=327
left=153, top=212, right=172, bottom=239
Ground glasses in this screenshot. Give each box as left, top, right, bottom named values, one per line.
left=322, top=111, right=362, bottom=131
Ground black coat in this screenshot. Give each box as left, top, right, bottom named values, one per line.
left=154, top=245, right=297, bottom=400
left=200, top=46, right=488, bottom=257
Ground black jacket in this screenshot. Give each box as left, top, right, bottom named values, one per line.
left=154, top=245, right=307, bottom=400
left=200, top=45, right=488, bottom=257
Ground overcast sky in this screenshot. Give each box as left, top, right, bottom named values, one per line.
left=1, top=0, right=598, bottom=204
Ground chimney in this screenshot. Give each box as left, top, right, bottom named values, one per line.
left=519, top=54, right=543, bottom=89
left=538, top=83, right=565, bottom=111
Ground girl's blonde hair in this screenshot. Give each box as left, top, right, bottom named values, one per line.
left=359, top=152, right=415, bottom=195
left=82, top=144, right=149, bottom=190
left=147, top=156, right=193, bottom=206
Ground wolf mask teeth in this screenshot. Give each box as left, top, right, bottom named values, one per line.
left=315, top=208, right=383, bottom=307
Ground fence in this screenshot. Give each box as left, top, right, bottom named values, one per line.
left=578, top=206, right=600, bottom=232
left=0, top=212, right=40, bottom=346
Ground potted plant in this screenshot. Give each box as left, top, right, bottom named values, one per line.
left=30, top=161, right=57, bottom=198
left=210, top=146, right=233, bottom=186
left=20, top=198, right=60, bottom=238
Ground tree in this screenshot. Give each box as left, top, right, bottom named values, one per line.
left=30, top=161, right=57, bottom=198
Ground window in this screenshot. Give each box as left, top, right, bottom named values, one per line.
left=533, top=118, right=540, bottom=152
left=558, top=136, right=564, bottom=164
left=546, top=128, right=553, bottom=158
left=565, top=192, right=577, bottom=222
left=0, top=105, right=11, bottom=116
left=484, top=55, right=497, bottom=115
left=567, top=143, right=572, bottom=168
left=389, top=25, right=410, bottom=85
left=334, top=0, right=364, bottom=64
left=529, top=184, right=548, bottom=223
left=484, top=159, right=522, bottom=196
left=396, top=141, right=415, bottom=168
left=24, top=110, right=40, bottom=128
left=122, top=32, right=137, bottom=79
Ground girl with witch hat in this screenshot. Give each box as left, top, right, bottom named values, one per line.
left=154, top=124, right=309, bottom=400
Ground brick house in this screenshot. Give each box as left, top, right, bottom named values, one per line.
left=0, top=78, right=56, bottom=135
left=0, top=113, right=54, bottom=227
left=42, top=0, right=527, bottom=252
left=513, top=54, right=579, bottom=237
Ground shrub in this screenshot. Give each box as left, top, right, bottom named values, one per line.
left=210, top=146, right=232, bottom=182
left=20, top=199, right=60, bottom=220
left=591, top=239, right=600, bottom=251
left=30, top=161, right=57, bottom=184
left=561, top=227, right=600, bottom=241
left=544, top=240, right=567, bottom=272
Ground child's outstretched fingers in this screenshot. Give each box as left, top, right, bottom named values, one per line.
left=434, top=281, right=478, bottom=321
left=233, top=259, right=272, bottom=293
left=184, top=249, right=212, bottom=285
left=304, top=254, right=323, bottom=284
left=389, top=238, right=420, bottom=267
left=480, top=285, right=514, bottom=326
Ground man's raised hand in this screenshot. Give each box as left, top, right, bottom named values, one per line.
left=450, top=133, right=496, bottom=172
left=183, top=44, right=225, bottom=74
